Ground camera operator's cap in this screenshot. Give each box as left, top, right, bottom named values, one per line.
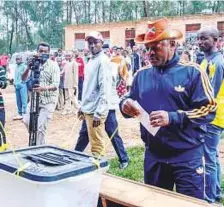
left=85, top=31, right=104, bottom=42
left=135, top=18, right=183, bottom=45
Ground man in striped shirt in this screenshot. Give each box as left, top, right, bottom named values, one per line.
left=22, top=42, right=60, bottom=145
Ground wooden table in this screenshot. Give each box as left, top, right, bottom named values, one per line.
left=100, top=174, right=218, bottom=207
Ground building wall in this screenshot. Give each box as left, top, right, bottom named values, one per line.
left=65, top=27, right=74, bottom=50
left=64, top=13, right=224, bottom=50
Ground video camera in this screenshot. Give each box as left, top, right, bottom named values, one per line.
left=28, top=55, right=44, bottom=88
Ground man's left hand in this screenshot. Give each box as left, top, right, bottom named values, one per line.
left=93, top=117, right=101, bottom=128
left=33, top=86, right=47, bottom=93
left=149, top=110, right=169, bottom=127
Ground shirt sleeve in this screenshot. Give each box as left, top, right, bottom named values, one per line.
left=94, top=57, right=110, bottom=119
left=209, top=61, right=224, bottom=97
left=0, top=67, right=7, bottom=89
left=168, top=67, right=217, bottom=127
left=50, top=62, right=60, bottom=89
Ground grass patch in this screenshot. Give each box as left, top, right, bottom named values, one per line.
left=108, top=146, right=224, bottom=205
left=108, top=146, right=144, bottom=182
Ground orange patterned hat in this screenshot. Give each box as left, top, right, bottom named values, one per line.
left=135, top=19, right=183, bottom=45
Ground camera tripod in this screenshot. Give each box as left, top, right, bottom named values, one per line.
left=28, top=90, right=40, bottom=146
left=27, top=55, right=45, bottom=146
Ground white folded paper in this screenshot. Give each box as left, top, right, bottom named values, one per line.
left=134, top=101, right=160, bottom=136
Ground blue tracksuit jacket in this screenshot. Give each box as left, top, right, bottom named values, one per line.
left=120, top=54, right=217, bottom=163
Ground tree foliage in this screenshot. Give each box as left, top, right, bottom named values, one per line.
left=0, top=0, right=223, bottom=54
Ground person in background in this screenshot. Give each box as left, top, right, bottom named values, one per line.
left=112, top=46, right=118, bottom=57
left=131, top=45, right=141, bottom=74
left=217, top=37, right=223, bottom=52
left=6, top=54, right=11, bottom=72
left=140, top=49, right=147, bottom=67
left=102, top=46, right=111, bottom=57
left=13, top=55, right=28, bottom=120
left=6, top=54, right=13, bottom=85
left=123, top=50, right=133, bottom=92
left=56, top=57, right=65, bottom=111
left=62, top=51, right=79, bottom=115
left=58, top=48, right=64, bottom=58
left=50, top=53, right=56, bottom=61
left=180, top=50, right=191, bottom=61
left=83, top=49, right=90, bottom=64
left=73, top=49, right=85, bottom=101
left=54, top=52, right=58, bottom=58
left=111, top=47, right=128, bottom=98
left=0, top=54, right=9, bottom=70
left=198, top=26, right=224, bottom=203
left=126, top=46, right=133, bottom=56
left=120, top=47, right=124, bottom=56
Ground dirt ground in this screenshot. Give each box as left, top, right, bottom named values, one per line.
left=3, top=85, right=224, bottom=169
left=3, top=85, right=142, bottom=158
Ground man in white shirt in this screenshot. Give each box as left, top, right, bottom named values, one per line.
left=62, top=51, right=79, bottom=115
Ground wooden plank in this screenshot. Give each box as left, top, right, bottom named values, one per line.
left=100, top=174, right=218, bottom=207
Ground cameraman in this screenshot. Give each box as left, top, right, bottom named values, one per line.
left=22, top=42, right=60, bottom=145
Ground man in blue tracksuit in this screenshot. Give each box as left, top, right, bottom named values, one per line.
left=120, top=19, right=217, bottom=199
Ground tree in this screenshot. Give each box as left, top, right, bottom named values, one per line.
left=142, top=0, right=149, bottom=17
left=0, top=0, right=223, bottom=54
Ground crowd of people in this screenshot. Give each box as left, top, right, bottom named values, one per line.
left=0, top=17, right=224, bottom=204
left=9, top=43, right=153, bottom=120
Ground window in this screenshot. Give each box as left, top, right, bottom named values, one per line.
left=74, top=33, right=85, bottom=49
left=75, top=33, right=85, bottom=40
left=100, top=31, right=110, bottom=39
left=125, top=29, right=135, bottom=39
left=185, top=24, right=201, bottom=32
left=100, top=31, right=110, bottom=46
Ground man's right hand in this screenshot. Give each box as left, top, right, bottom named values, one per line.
left=121, top=98, right=140, bottom=117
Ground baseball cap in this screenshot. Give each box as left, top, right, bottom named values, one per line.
left=85, top=31, right=104, bottom=42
